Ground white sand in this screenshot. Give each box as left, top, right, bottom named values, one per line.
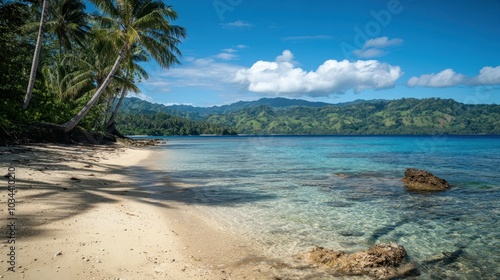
left=0, top=144, right=284, bottom=279
left=0, top=144, right=330, bottom=280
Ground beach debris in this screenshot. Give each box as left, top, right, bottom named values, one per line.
left=307, top=243, right=419, bottom=279
left=70, top=177, right=81, bottom=181
left=55, top=251, right=63, bottom=257
left=402, top=168, right=451, bottom=191
left=84, top=164, right=93, bottom=168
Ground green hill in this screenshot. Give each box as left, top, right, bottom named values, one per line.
left=115, top=112, right=237, bottom=136
left=119, top=97, right=330, bottom=120
left=117, top=97, right=500, bottom=135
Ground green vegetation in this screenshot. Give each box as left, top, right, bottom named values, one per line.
left=206, top=98, right=500, bottom=135
left=116, top=113, right=237, bottom=136
left=119, top=97, right=500, bottom=135
left=1, top=1, right=498, bottom=141
left=0, top=0, right=187, bottom=143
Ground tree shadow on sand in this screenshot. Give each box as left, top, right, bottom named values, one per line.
left=2, top=145, right=277, bottom=239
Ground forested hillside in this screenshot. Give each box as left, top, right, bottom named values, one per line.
left=206, top=98, right=500, bottom=135
left=118, top=97, right=500, bottom=135
left=206, top=98, right=500, bottom=134
left=116, top=112, right=237, bottom=136
left=119, top=97, right=330, bottom=120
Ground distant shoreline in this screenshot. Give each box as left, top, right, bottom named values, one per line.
left=128, top=133, right=500, bottom=137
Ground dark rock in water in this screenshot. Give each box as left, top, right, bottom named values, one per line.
left=402, top=168, right=451, bottom=191
left=338, top=230, right=365, bottom=237
left=308, top=243, right=419, bottom=279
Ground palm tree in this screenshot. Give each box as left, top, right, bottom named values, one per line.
left=105, top=44, right=149, bottom=134
left=23, top=0, right=48, bottom=109
left=23, top=0, right=89, bottom=109
left=60, top=0, right=185, bottom=132
left=60, top=27, right=146, bottom=134
left=46, top=0, right=90, bottom=55
left=61, top=30, right=118, bottom=101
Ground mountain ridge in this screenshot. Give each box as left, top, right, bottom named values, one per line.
left=117, top=97, right=500, bottom=135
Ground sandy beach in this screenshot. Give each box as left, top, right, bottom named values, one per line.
left=0, top=143, right=293, bottom=280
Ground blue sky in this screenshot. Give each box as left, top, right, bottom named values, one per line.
left=135, top=0, right=500, bottom=107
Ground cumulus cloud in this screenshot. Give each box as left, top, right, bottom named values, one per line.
left=472, top=66, right=500, bottom=85
left=407, top=69, right=466, bottom=87
left=408, top=66, right=500, bottom=87
left=353, top=36, right=403, bottom=58
left=234, top=50, right=403, bottom=96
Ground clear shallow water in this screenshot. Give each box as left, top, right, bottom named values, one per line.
left=151, top=135, right=499, bottom=279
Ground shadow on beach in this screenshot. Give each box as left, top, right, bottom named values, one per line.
left=2, top=144, right=277, bottom=239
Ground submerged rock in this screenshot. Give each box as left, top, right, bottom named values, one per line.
left=308, top=243, right=418, bottom=279
left=402, top=168, right=451, bottom=191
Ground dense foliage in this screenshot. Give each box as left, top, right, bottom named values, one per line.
left=116, top=112, right=237, bottom=136
left=120, top=97, right=500, bottom=135
left=1, top=1, right=498, bottom=140
left=119, top=97, right=331, bottom=120
left=0, top=0, right=186, bottom=143
left=207, top=98, right=500, bottom=135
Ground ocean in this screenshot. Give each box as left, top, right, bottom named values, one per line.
left=146, top=135, right=499, bottom=279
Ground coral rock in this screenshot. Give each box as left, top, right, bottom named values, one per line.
left=402, top=168, right=451, bottom=191
left=308, top=243, right=419, bottom=279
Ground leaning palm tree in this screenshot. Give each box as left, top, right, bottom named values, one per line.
left=60, top=0, right=185, bottom=132
left=23, top=0, right=48, bottom=109
left=105, top=43, right=150, bottom=134
left=61, top=30, right=118, bottom=101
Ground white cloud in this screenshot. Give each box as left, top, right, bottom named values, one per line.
left=407, top=69, right=466, bottom=87
left=162, top=102, right=194, bottom=106
left=221, top=20, right=253, bottom=29
left=363, top=37, right=403, bottom=49
left=222, top=48, right=237, bottom=53
left=407, top=67, right=500, bottom=88
left=214, top=46, right=247, bottom=61
left=353, top=36, right=403, bottom=58
left=214, top=52, right=237, bottom=60
left=141, top=57, right=243, bottom=93
left=234, top=50, right=403, bottom=96
left=130, top=92, right=154, bottom=102
left=472, top=66, right=500, bottom=85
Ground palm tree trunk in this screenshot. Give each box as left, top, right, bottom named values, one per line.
left=61, top=48, right=126, bottom=132
left=23, top=0, right=49, bottom=109
left=105, top=85, right=127, bottom=131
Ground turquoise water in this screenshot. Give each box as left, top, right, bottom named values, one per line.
left=151, top=135, right=499, bottom=279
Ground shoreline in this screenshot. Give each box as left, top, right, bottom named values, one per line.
left=0, top=144, right=270, bottom=279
